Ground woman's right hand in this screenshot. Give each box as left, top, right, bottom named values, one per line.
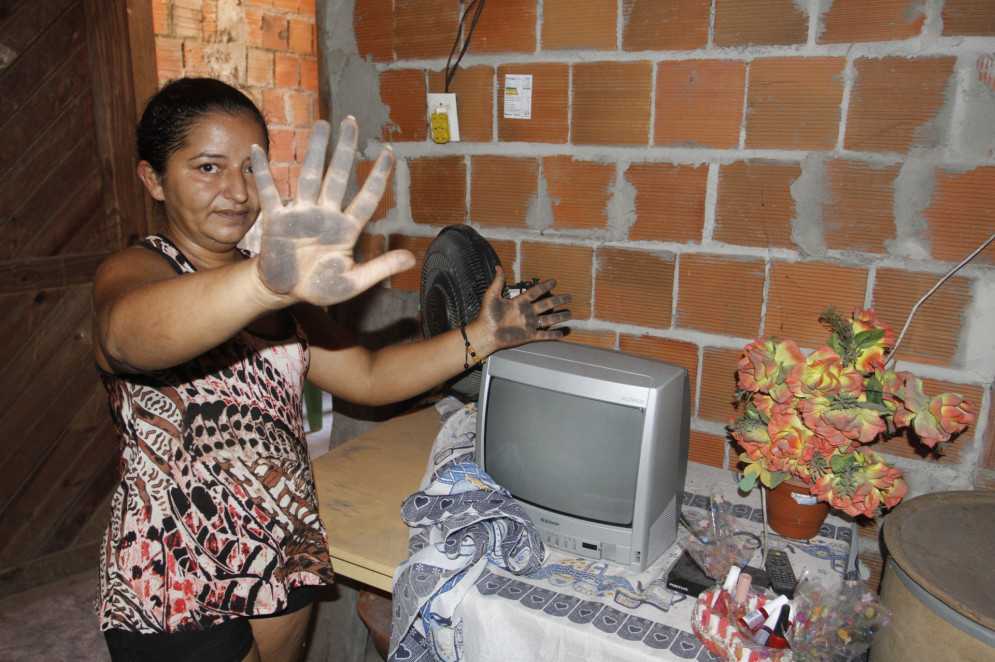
left=251, top=117, right=415, bottom=306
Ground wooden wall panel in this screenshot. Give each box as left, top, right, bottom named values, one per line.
left=0, top=47, right=90, bottom=183
left=0, top=1, right=86, bottom=122
left=0, top=0, right=79, bottom=51
left=0, top=382, right=115, bottom=569
left=39, top=419, right=120, bottom=556
left=0, top=0, right=155, bottom=597
left=0, top=290, right=60, bottom=355
left=0, top=93, right=96, bottom=255
left=15, top=137, right=104, bottom=257
left=0, top=291, right=95, bottom=512
left=0, top=287, right=90, bottom=417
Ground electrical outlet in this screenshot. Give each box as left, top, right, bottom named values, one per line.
left=430, top=107, right=450, bottom=143
left=426, top=93, right=460, bottom=142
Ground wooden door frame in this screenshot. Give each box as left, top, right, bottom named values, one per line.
left=84, top=0, right=159, bottom=248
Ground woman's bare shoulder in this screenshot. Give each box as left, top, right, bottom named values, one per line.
left=100, top=242, right=176, bottom=273
left=93, top=243, right=178, bottom=298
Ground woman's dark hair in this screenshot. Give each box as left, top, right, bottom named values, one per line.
left=136, top=77, right=269, bottom=174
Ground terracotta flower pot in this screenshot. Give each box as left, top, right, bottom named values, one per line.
left=766, top=479, right=830, bottom=540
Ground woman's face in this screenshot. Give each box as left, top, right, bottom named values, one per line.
left=143, top=111, right=268, bottom=251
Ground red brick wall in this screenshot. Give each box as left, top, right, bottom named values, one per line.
left=338, top=0, right=995, bottom=495
left=150, top=4, right=995, bottom=490
left=151, top=0, right=318, bottom=199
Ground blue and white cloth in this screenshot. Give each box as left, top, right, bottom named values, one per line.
left=387, top=400, right=855, bottom=662
left=389, top=400, right=546, bottom=662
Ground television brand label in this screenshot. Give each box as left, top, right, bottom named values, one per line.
left=539, top=517, right=560, bottom=526
left=620, top=394, right=646, bottom=406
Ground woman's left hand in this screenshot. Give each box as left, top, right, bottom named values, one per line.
left=474, top=266, right=572, bottom=352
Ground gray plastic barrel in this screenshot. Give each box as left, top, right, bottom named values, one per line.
left=869, top=490, right=995, bottom=662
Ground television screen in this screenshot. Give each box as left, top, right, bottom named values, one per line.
left=483, top=377, right=643, bottom=526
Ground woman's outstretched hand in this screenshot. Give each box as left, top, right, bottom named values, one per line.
left=251, top=117, right=415, bottom=305
left=477, top=266, right=572, bottom=350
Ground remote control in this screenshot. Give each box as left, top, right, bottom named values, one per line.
left=765, top=549, right=797, bottom=598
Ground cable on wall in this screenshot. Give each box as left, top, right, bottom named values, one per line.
left=886, top=232, right=995, bottom=367
left=445, top=0, right=487, bottom=93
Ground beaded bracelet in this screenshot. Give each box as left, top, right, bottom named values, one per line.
left=460, top=324, right=485, bottom=370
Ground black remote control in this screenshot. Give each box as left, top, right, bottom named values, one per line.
left=765, top=549, right=797, bottom=598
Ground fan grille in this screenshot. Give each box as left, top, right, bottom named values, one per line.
left=419, top=225, right=501, bottom=399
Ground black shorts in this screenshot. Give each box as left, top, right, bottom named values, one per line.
left=103, top=585, right=317, bottom=662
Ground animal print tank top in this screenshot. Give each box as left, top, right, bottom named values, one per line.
left=97, top=235, right=334, bottom=634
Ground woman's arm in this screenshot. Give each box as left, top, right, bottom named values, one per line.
left=92, top=248, right=291, bottom=373
left=300, top=266, right=571, bottom=406
left=93, top=117, right=413, bottom=374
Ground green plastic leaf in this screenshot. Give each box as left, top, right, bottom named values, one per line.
left=829, top=453, right=855, bottom=474
left=766, top=471, right=788, bottom=489
left=865, top=373, right=884, bottom=405
left=740, top=471, right=758, bottom=492
left=745, top=401, right=769, bottom=425
left=828, top=333, right=846, bottom=357
left=854, top=328, right=885, bottom=349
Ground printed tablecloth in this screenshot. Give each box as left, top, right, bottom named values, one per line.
left=397, top=400, right=856, bottom=662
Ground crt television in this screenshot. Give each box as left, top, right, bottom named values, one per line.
left=474, top=341, right=690, bottom=572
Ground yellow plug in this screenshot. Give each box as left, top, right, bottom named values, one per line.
left=430, top=105, right=450, bottom=144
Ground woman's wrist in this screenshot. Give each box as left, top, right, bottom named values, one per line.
left=462, top=320, right=497, bottom=368
left=459, top=324, right=484, bottom=370
left=247, top=257, right=296, bottom=310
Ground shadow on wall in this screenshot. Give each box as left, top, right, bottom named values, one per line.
left=327, top=286, right=424, bottom=449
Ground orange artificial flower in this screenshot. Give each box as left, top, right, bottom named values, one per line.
left=798, top=395, right=887, bottom=446
left=737, top=338, right=805, bottom=394
left=851, top=309, right=895, bottom=373
left=729, top=307, right=974, bottom=519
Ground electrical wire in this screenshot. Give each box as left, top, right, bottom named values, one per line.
left=887, top=232, right=995, bottom=367
left=761, top=486, right=769, bottom=567
left=445, top=0, right=486, bottom=93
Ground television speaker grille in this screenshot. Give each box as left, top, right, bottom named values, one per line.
left=648, top=495, right=679, bottom=564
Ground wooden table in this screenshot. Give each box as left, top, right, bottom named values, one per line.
left=310, top=405, right=441, bottom=592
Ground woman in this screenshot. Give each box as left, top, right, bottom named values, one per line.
left=92, top=77, right=570, bottom=662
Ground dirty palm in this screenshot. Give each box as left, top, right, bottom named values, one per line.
left=251, top=117, right=416, bottom=304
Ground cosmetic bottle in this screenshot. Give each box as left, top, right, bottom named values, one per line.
left=737, top=593, right=788, bottom=632
left=710, top=565, right=742, bottom=616
left=765, top=605, right=793, bottom=649
left=750, top=603, right=785, bottom=647
left=730, top=572, right=753, bottom=617
left=724, top=564, right=742, bottom=594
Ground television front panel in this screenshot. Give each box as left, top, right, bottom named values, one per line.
left=476, top=341, right=690, bottom=572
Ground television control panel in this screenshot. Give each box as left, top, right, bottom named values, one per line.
left=542, top=530, right=621, bottom=565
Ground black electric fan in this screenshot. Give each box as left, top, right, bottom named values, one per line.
left=419, top=225, right=501, bottom=400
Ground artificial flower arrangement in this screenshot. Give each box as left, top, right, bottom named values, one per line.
left=728, top=307, right=975, bottom=519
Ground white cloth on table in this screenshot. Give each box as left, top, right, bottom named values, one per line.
left=390, top=400, right=855, bottom=662
left=389, top=400, right=546, bottom=662
left=453, top=465, right=854, bottom=661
